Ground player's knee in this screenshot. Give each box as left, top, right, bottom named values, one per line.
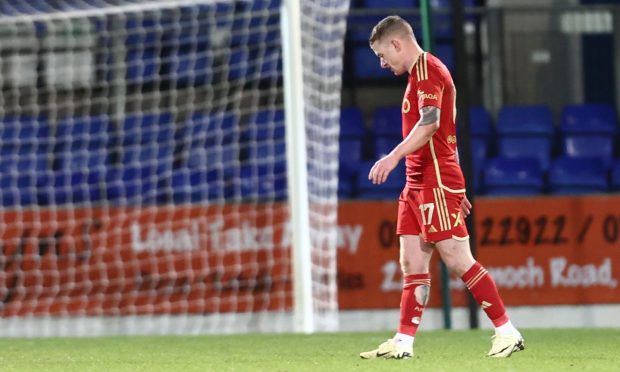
left=414, top=285, right=430, bottom=306
left=400, top=258, right=428, bottom=275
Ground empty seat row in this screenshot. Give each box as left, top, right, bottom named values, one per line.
left=338, top=103, right=620, bottom=198
left=0, top=110, right=287, bottom=206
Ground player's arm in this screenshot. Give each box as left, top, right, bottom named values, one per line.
left=391, top=106, right=440, bottom=160
left=368, top=106, right=440, bottom=184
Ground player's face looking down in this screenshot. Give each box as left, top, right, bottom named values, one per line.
left=370, top=37, right=408, bottom=76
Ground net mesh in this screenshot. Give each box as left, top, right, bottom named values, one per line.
left=0, top=0, right=348, bottom=336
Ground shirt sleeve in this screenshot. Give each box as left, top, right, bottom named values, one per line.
left=416, top=63, right=444, bottom=109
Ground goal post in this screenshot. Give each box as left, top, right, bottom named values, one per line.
left=281, top=0, right=315, bottom=333
left=0, top=0, right=349, bottom=336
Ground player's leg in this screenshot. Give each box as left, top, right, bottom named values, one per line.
left=360, top=186, right=432, bottom=360
left=430, top=190, right=524, bottom=357
left=393, top=234, right=433, bottom=346
left=434, top=237, right=524, bottom=357
left=359, top=234, right=433, bottom=360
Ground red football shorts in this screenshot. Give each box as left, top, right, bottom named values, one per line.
left=396, top=185, right=469, bottom=243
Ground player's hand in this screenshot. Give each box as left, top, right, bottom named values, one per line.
left=368, top=154, right=399, bottom=185
left=461, top=194, right=472, bottom=218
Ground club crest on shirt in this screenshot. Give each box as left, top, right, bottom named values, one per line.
left=402, top=98, right=411, bottom=113
left=417, top=89, right=437, bottom=101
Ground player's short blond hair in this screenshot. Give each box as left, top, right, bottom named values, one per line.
left=368, top=15, right=415, bottom=45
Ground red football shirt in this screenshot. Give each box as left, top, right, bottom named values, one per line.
left=402, top=52, right=465, bottom=192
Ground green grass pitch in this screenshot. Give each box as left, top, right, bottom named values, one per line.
left=1, top=329, right=618, bottom=371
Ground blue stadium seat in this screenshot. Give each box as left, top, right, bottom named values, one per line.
left=125, top=15, right=161, bottom=47
left=170, top=167, right=226, bottom=203
left=126, top=48, right=160, bottom=84
left=467, top=106, right=493, bottom=193
left=560, top=103, right=617, bottom=170
left=106, top=144, right=174, bottom=205
left=242, top=110, right=285, bottom=141
left=373, top=137, right=401, bottom=158
left=548, top=156, right=608, bottom=195
left=351, top=46, right=393, bottom=79
left=0, top=154, right=48, bottom=206
left=483, top=157, right=543, bottom=196
left=469, top=105, right=493, bottom=138
left=372, top=105, right=402, bottom=157
left=612, top=159, right=620, bottom=192
left=339, top=138, right=364, bottom=198
left=340, top=107, right=365, bottom=138
left=1, top=115, right=50, bottom=155
left=470, top=138, right=487, bottom=194
left=372, top=106, right=402, bottom=137
left=364, top=0, right=418, bottom=8
left=496, top=105, right=555, bottom=172
left=235, top=162, right=287, bottom=201
left=432, top=44, right=454, bottom=72
left=356, top=160, right=406, bottom=199
left=231, top=0, right=281, bottom=46
left=54, top=116, right=109, bottom=169
left=228, top=46, right=282, bottom=83
left=497, top=105, right=554, bottom=135
left=182, top=111, right=239, bottom=148
left=121, top=112, right=174, bottom=146
left=162, top=47, right=213, bottom=87
left=346, top=14, right=386, bottom=43
left=561, top=103, right=617, bottom=133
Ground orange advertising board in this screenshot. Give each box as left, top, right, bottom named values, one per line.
left=1, top=195, right=618, bottom=317
left=337, top=195, right=620, bottom=309
left=0, top=205, right=291, bottom=316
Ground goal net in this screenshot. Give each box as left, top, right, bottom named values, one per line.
left=0, top=0, right=349, bottom=336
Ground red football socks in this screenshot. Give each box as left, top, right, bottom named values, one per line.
left=397, top=273, right=432, bottom=336
left=461, top=261, right=509, bottom=327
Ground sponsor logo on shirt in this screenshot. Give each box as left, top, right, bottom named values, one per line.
left=402, top=98, right=411, bottom=113
left=447, top=135, right=457, bottom=144
left=417, top=89, right=438, bottom=101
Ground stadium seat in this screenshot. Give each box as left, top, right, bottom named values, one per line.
left=373, top=137, right=401, bottom=158
left=231, top=0, right=281, bottom=46
left=340, top=107, right=365, bottom=138
left=363, top=0, right=418, bottom=8
left=351, top=46, right=393, bottom=79
left=161, top=46, right=213, bottom=87
left=548, top=156, right=608, bottom=195
left=121, top=112, right=174, bottom=146
left=371, top=106, right=402, bottom=157
left=612, top=159, right=620, bottom=192
left=496, top=105, right=555, bottom=172
left=470, top=138, right=487, bottom=194
left=467, top=106, right=493, bottom=193
left=356, top=160, right=406, bottom=199
left=339, top=138, right=364, bottom=198
left=54, top=116, right=110, bottom=169
left=170, top=167, right=226, bottom=203
left=483, top=157, right=543, bottom=196
left=497, top=105, right=554, bottom=135
left=0, top=154, right=47, bottom=206
left=126, top=48, right=160, bottom=83
left=106, top=144, right=174, bottom=205
left=372, top=106, right=402, bottom=137
left=469, top=105, right=493, bottom=138
left=560, top=103, right=617, bottom=170
left=236, top=162, right=287, bottom=201
left=1, top=115, right=51, bottom=155
left=432, top=44, right=454, bottom=72
left=242, top=109, right=285, bottom=141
